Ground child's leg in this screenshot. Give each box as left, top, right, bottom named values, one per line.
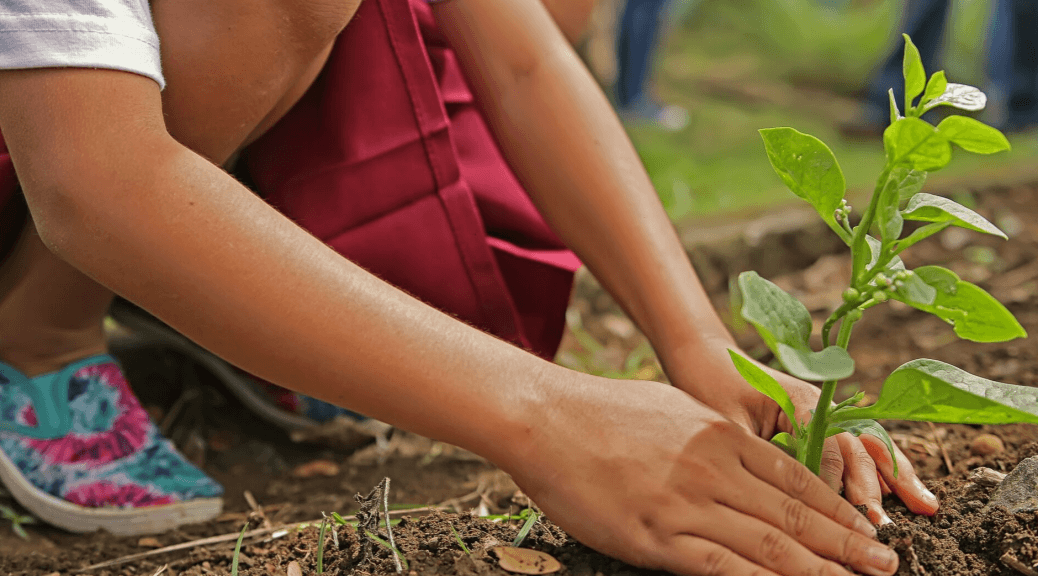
left=0, top=215, right=112, bottom=377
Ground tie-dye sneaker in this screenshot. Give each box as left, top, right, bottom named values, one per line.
left=0, top=356, right=223, bottom=536
left=108, top=299, right=392, bottom=450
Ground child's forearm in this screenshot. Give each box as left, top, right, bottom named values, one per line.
left=434, top=0, right=737, bottom=376
left=0, top=68, right=554, bottom=466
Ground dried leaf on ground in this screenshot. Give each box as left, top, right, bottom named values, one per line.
left=494, top=547, right=562, bottom=574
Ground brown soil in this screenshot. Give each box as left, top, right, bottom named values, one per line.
left=3, top=181, right=1038, bottom=575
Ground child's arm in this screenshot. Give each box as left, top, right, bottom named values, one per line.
left=432, top=0, right=937, bottom=522
left=0, top=66, right=888, bottom=576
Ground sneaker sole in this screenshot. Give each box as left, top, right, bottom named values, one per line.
left=0, top=446, right=222, bottom=536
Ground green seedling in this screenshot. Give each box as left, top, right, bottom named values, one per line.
left=231, top=522, right=249, bottom=576
left=512, top=508, right=540, bottom=547
left=364, top=530, right=410, bottom=571
left=0, top=504, right=35, bottom=540
left=317, top=516, right=330, bottom=574
left=733, top=34, right=1032, bottom=478
left=449, top=523, right=472, bottom=555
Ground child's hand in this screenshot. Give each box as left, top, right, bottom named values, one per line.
left=774, top=370, right=940, bottom=525
left=503, top=375, right=899, bottom=576
left=664, top=342, right=939, bottom=526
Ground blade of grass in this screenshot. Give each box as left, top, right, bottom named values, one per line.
left=449, top=523, right=471, bottom=555
left=512, top=509, right=540, bottom=547
left=231, top=522, right=248, bottom=576
left=317, top=516, right=329, bottom=574
left=364, top=529, right=409, bottom=572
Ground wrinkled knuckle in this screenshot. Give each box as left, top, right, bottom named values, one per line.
left=853, top=450, right=879, bottom=470
left=839, top=529, right=868, bottom=565
left=784, top=459, right=815, bottom=497
left=759, top=530, right=791, bottom=565
left=702, top=547, right=736, bottom=576
left=781, top=498, right=813, bottom=537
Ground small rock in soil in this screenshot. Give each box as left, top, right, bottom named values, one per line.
left=987, top=456, right=1038, bottom=513
left=970, top=433, right=1006, bottom=456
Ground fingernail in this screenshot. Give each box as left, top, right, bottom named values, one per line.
left=913, top=478, right=939, bottom=506
left=865, top=546, right=898, bottom=575
left=877, top=509, right=894, bottom=526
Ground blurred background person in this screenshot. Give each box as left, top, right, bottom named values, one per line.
left=614, top=0, right=691, bottom=130
left=985, top=0, right=1038, bottom=132
left=841, top=0, right=950, bottom=137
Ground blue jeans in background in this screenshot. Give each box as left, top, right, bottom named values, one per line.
left=987, top=0, right=1038, bottom=131
left=615, top=0, right=673, bottom=109
left=863, top=0, right=950, bottom=122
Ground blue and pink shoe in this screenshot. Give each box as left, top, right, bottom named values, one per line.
left=0, top=355, right=224, bottom=535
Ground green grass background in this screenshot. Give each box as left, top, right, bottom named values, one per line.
left=621, top=0, right=1038, bottom=225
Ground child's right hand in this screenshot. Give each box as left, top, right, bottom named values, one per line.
left=503, top=374, right=899, bottom=576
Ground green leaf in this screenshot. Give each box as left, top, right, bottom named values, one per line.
left=903, top=193, right=1007, bottom=239
left=729, top=349, right=798, bottom=429
left=890, top=166, right=927, bottom=205
left=841, top=359, right=1038, bottom=425
left=738, top=272, right=855, bottom=381
left=825, top=419, right=899, bottom=477
left=921, top=83, right=987, bottom=114
left=910, top=266, right=1027, bottom=342
left=876, top=171, right=904, bottom=243
left=759, top=128, right=847, bottom=238
left=884, top=117, right=951, bottom=172
left=895, top=221, right=951, bottom=252
left=936, top=116, right=1011, bottom=154
left=921, top=71, right=947, bottom=105
left=864, top=238, right=936, bottom=305
left=771, top=432, right=798, bottom=458
left=888, top=88, right=901, bottom=124
left=902, top=34, right=926, bottom=110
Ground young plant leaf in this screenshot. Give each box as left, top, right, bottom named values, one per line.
left=729, top=349, right=798, bottom=429
left=838, top=359, right=1038, bottom=425
left=771, top=432, right=798, bottom=458
left=884, top=117, right=951, bottom=172
left=825, top=419, right=899, bottom=477
left=888, top=89, right=901, bottom=124
left=902, top=193, right=1007, bottom=238
left=921, top=83, right=987, bottom=114
left=890, top=166, right=927, bottom=205
left=876, top=171, right=904, bottom=243
left=759, top=128, right=848, bottom=240
left=909, top=266, right=1026, bottom=342
left=921, top=71, right=948, bottom=105
left=738, top=272, right=855, bottom=381
left=895, top=221, right=952, bottom=252
left=936, top=116, right=1011, bottom=154
left=864, top=237, right=936, bottom=305
left=902, top=34, right=926, bottom=111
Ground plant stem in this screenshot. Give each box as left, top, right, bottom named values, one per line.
left=805, top=312, right=860, bottom=474
left=803, top=379, right=837, bottom=474
left=821, top=301, right=860, bottom=347
left=850, top=166, right=893, bottom=282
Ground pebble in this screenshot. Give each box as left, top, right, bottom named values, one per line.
left=987, top=456, right=1038, bottom=513
left=970, top=434, right=1005, bottom=456
left=137, top=537, right=162, bottom=548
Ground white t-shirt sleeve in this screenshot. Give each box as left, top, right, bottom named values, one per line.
left=0, top=0, right=164, bottom=89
